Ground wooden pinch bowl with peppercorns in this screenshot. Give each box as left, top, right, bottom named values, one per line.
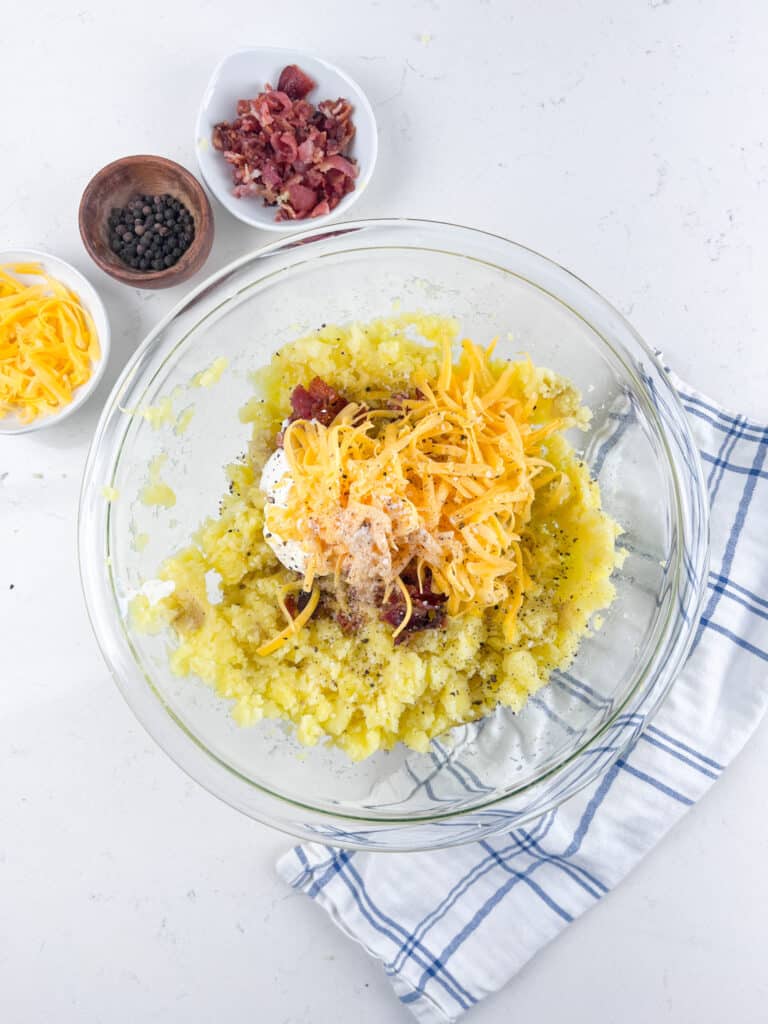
left=78, top=155, right=214, bottom=290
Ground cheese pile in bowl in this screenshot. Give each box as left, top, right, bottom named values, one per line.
left=133, top=314, right=622, bottom=761
left=0, top=262, right=100, bottom=424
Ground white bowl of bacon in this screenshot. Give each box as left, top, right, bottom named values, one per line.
left=195, top=47, right=378, bottom=231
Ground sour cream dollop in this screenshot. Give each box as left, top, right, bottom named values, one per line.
left=259, top=446, right=310, bottom=574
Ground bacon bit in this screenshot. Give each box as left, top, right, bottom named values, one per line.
left=291, top=377, right=350, bottom=424
left=285, top=562, right=446, bottom=643
left=212, top=64, right=358, bottom=221
left=277, top=376, right=351, bottom=446
left=277, top=64, right=317, bottom=101
left=380, top=566, right=448, bottom=643
left=284, top=588, right=315, bottom=618
left=334, top=607, right=367, bottom=634
left=386, top=388, right=425, bottom=410
left=289, top=582, right=367, bottom=634
left=386, top=391, right=411, bottom=410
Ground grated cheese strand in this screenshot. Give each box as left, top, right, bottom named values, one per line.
left=256, top=586, right=320, bottom=656
left=0, top=263, right=100, bottom=424
left=265, top=336, right=574, bottom=642
left=391, top=575, right=414, bottom=640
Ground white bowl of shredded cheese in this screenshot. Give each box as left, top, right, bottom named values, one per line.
left=0, top=249, right=110, bottom=434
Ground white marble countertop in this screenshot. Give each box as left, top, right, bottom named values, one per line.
left=2, top=2, right=767, bottom=1022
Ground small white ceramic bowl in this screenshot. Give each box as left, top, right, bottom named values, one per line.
left=195, top=47, right=378, bottom=231
left=0, top=249, right=110, bottom=435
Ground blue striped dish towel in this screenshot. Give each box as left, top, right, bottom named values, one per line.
left=277, top=374, right=768, bottom=1023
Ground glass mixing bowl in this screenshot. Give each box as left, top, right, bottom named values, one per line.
left=79, top=219, right=709, bottom=851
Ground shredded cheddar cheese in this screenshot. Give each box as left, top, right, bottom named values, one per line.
left=255, top=586, right=320, bottom=656
left=391, top=576, right=413, bottom=641
left=0, top=263, right=100, bottom=424
left=266, top=336, right=576, bottom=643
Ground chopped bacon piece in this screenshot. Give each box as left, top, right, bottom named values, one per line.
left=260, top=160, right=282, bottom=190
left=290, top=377, right=349, bottom=425
left=277, top=376, right=351, bottom=446
left=334, top=607, right=367, bottom=634
left=319, top=154, right=358, bottom=178
left=297, top=138, right=317, bottom=164
left=380, top=567, right=448, bottom=643
left=211, top=64, right=358, bottom=221
left=284, top=589, right=315, bottom=618
left=270, top=130, right=299, bottom=163
left=310, top=199, right=331, bottom=218
left=286, top=183, right=319, bottom=216
left=386, top=391, right=411, bottom=410
left=277, top=64, right=316, bottom=101
left=386, top=388, right=424, bottom=411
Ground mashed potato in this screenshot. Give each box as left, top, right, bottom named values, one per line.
left=133, top=314, right=621, bottom=761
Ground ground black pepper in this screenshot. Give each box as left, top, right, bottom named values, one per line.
left=108, top=194, right=195, bottom=271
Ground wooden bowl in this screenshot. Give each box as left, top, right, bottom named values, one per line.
left=79, top=155, right=214, bottom=290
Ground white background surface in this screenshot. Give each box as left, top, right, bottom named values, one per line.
left=2, top=2, right=767, bottom=1022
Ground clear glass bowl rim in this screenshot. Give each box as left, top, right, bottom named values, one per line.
left=78, top=217, right=710, bottom=845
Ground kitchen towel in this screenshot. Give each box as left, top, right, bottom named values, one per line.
left=277, top=373, right=768, bottom=1023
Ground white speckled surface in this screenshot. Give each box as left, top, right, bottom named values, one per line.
left=1, top=3, right=767, bottom=1022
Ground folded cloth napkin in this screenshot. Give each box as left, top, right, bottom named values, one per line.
left=277, top=373, right=768, bottom=1023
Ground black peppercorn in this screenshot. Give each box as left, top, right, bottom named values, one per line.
left=107, top=193, right=195, bottom=272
